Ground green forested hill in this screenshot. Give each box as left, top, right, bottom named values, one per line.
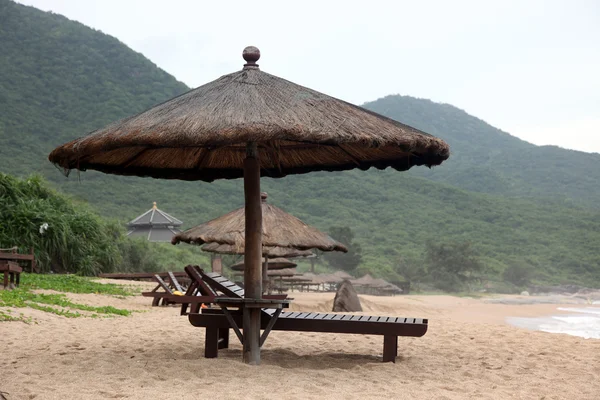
left=0, top=0, right=598, bottom=286
left=364, top=95, right=600, bottom=207
left=0, top=0, right=188, bottom=174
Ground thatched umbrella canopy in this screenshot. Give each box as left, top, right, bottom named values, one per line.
left=319, top=274, right=344, bottom=284
left=172, top=193, right=347, bottom=252
left=332, top=270, right=354, bottom=280
left=233, top=267, right=298, bottom=277
left=201, top=242, right=314, bottom=259
left=351, top=274, right=377, bottom=287
left=48, top=51, right=449, bottom=181
left=231, top=257, right=296, bottom=271
left=48, top=46, right=450, bottom=365
left=266, top=268, right=298, bottom=277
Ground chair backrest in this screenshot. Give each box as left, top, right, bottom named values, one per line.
left=153, top=275, right=174, bottom=295
left=167, top=271, right=185, bottom=292
left=183, top=265, right=217, bottom=297
left=200, top=270, right=245, bottom=298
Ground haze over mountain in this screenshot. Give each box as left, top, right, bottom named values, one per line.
left=1, top=0, right=598, bottom=285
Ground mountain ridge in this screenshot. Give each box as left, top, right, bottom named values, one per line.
left=1, top=0, right=598, bottom=285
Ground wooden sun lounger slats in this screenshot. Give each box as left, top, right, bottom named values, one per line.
left=173, top=266, right=288, bottom=315
left=190, top=310, right=428, bottom=362
left=191, top=269, right=428, bottom=363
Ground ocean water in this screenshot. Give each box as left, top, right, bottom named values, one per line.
left=507, top=306, right=600, bottom=339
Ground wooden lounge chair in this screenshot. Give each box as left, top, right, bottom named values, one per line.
left=165, top=265, right=287, bottom=315
left=141, top=272, right=189, bottom=306
left=188, top=270, right=428, bottom=362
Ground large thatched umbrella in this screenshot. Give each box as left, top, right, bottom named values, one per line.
left=48, top=46, right=450, bottom=365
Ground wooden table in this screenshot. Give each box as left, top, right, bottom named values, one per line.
left=212, top=297, right=290, bottom=347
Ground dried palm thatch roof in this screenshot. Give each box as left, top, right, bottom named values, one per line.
left=231, top=257, right=296, bottom=271
left=381, top=282, right=403, bottom=293
left=233, top=267, right=298, bottom=277
left=200, top=242, right=314, bottom=259
left=301, top=272, right=326, bottom=284
left=350, top=274, right=376, bottom=287
left=48, top=47, right=449, bottom=182
left=332, top=270, right=354, bottom=280
left=172, top=192, right=347, bottom=252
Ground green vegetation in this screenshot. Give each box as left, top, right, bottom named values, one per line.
left=21, top=273, right=133, bottom=296
left=0, top=172, right=209, bottom=275
left=0, top=0, right=598, bottom=288
left=323, top=227, right=363, bottom=274
left=363, top=95, right=600, bottom=208
left=0, top=173, right=123, bottom=274
left=422, top=241, right=484, bottom=292
left=0, top=289, right=131, bottom=318
left=0, top=273, right=135, bottom=322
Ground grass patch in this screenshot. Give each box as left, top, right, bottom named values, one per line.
left=0, top=288, right=132, bottom=318
left=0, top=308, right=34, bottom=323
left=21, top=273, right=134, bottom=296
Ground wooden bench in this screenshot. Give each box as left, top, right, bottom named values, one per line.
left=188, top=270, right=428, bottom=362
left=0, top=261, right=22, bottom=290
left=0, top=247, right=36, bottom=273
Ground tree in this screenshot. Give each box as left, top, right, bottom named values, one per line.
left=395, top=255, right=425, bottom=278
left=424, top=241, right=484, bottom=292
left=503, top=263, right=533, bottom=287
left=323, top=226, right=362, bottom=273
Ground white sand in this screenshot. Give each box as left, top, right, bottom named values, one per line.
left=1, top=287, right=599, bottom=400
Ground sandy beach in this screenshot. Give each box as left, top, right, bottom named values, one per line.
left=2, top=282, right=599, bottom=400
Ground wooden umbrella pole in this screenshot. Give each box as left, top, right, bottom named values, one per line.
left=243, top=141, right=262, bottom=365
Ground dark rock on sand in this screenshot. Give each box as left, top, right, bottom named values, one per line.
left=332, top=280, right=362, bottom=312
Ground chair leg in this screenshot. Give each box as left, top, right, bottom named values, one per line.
left=16, top=273, right=20, bottom=287
left=383, top=335, right=398, bottom=363
left=3, top=272, right=8, bottom=289
left=151, top=296, right=160, bottom=307
left=205, top=327, right=219, bottom=358
left=218, top=328, right=229, bottom=349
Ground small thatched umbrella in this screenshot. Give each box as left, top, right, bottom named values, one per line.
left=351, top=274, right=377, bottom=287
left=231, top=267, right=298, bottom=278
left=200, top=241, right=314, bottom=294
left=201, top=242, right=314, bottom=259
left=332, top=270, right=354, bottom=280
left=48, top=46, right=450, bottom=365
left=173, top=192, right=342, bottom=293
left=231, top=257, right=296, bottom=271
left=172, top=193, right=346, bottom=252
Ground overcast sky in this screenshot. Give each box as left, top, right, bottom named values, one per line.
left=18, top=0, right=600, bottom=153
